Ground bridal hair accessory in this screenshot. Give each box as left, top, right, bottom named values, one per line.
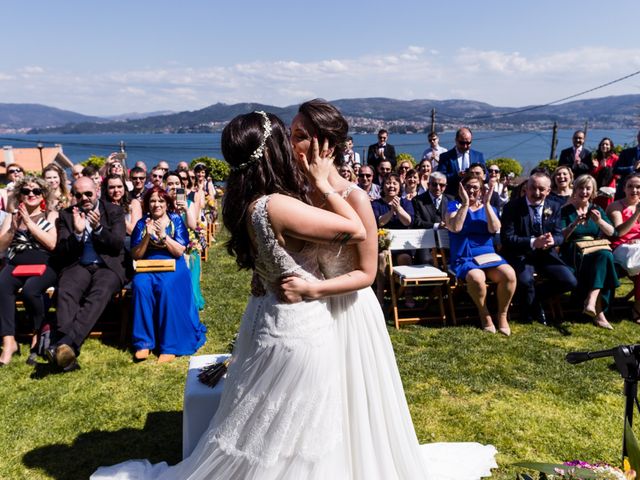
left=232, top=111, right=273, bottom=172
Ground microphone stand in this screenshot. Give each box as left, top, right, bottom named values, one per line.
left=566, top=344, right=640, bottom=465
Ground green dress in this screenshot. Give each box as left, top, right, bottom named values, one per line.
left=559, top=203, right=619, bottom=313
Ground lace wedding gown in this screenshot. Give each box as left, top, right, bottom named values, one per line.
left=92, top=195, right=348, bottom=479
left=316, top=187, right=498, bottom=480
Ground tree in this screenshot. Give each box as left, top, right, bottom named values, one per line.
left=486, top=158, right=523, bottom=177
left=395, top=152, right=416, bottom=167
left=190, top=157, right=230, bottom=183
left=537, top=159, right=558, bottom=173
left=81, top=155, right=107, bottom=169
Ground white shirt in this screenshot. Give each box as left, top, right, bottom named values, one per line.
left=456, top=149, right=469, bottom=171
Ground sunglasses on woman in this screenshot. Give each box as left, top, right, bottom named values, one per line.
left=20, top=187, right=43, bottom=196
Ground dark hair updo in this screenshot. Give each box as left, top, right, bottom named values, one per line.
left=222, top=111, right=309, bottom=270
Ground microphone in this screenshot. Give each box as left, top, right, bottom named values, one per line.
left=566, top=346, right=635, bottom=365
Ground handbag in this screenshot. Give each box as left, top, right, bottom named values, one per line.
left=11, top=264, right=47, bottom=276
left=133, top=259, right=176, bottom=272
left=472, top=253, right=503, bottom=266
left=613, top=243, right=640, bottom=276
left=575, top=239, right=611, bottom=256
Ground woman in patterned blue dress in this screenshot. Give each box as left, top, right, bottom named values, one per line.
left=445, top=173, right=517, bottom=335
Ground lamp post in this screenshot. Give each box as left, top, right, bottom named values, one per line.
left=36, top=142, right=44, bottom=172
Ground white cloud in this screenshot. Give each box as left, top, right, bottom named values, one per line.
left=4, top=45, right=640, bottom=114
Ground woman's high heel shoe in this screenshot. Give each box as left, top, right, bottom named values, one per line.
left=498, top=327, right=511, bottom=337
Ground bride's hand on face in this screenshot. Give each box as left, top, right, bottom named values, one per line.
left=302, top=137, right=334, bottom=189
left=278, top=276, right=313, bottom=303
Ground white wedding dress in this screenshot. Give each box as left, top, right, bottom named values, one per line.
left=92, top=195, right=348, bottom=479
left=92, top=193, right=498, bottom=480
left=318, top=235, right=497, bottom=480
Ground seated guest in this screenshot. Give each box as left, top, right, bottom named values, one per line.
left=500, top=171, right=577, bottom=324
left=0, top=164, right=25, bottom=211
left=592, top=137, right=619, bottom=209
left=548, top=165, right=574, bottom=206
left=128, top=166, right=147, bottom=202
left=374, top=160, right=393, bottom=186
left=445, top=174, right=516, bottom=335
left=402, top=168, right=420, bottom=201
left=130, top=187, right=206, bottom=363
left=607, top=173, right=640, bottom=323
left=560, top=175, right=618, bottom=329
left=107, top=159, right=132, bottom=191
left=466, top=162, right=507, bottom=212
left=396, top=159, right=413, bottom=185
left=42, top=163, right=71, bottom=212
left=337, top=163, right=356, bottom=183
left=416, top=158, right=432, bottom=195
left=48, top=176, right=126, bottom=371
left=149, top=166, right=166, bottom=189
left=558, top=129, right=592, bottom=178
left=356, top=165, right=380, bottom=201
left=613, top=130, right=640, bottom=199
left=102, top=174, right=142, bottom=246
left=412, top=172, right=451, bottom=230
left=372, top=173, right=414, bottom=305
left=165, top=171, right=205, bottom=309
left=372, top=173, right=414, bottom=229
left=0, top=176, right=58, bottom=365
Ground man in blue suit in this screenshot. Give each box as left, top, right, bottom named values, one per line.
left=500, top=171, right=577, bottom=324
left=437, top=127, right=484, bottom=196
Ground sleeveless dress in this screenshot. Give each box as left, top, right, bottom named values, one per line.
left=317, top=187, right=498, bottom=480
left=92, top=195, right=347, bottom=479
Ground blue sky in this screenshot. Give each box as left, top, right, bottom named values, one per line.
left=3, top=0, right=640, bottom=115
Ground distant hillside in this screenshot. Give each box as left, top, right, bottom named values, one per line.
left=25, top=95, right=640, bottom=134
left=105, top=110, right=175, bottom=121
left=0, top=103, right=103, bottom=129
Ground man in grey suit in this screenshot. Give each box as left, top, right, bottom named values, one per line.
left=412, top=172, right=452, bottom=263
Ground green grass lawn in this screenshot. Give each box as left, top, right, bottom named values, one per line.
left=0, top=234, right=637, bottom=479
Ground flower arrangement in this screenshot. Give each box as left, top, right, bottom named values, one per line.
left=186, top=222, right=208, bottom=254
left=378, top=228, right=392, bottom=251
left=543, top=207, right=553, bottom=218
left=516, top=460, right=635, bottom=479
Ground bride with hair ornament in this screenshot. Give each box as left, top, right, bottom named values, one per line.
left=92, top=110, right=367, bottom=479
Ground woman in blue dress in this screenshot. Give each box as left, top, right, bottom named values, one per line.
left=130, top=186, right=207, bottom=363
left=166, top=171, right=206, bottom=310
left=445, top=173, right=517, bottom=335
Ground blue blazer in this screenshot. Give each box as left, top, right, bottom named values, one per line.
left=436, top=148, right=485, bottom=195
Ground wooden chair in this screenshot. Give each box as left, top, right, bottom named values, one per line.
left=385, top=229, right=451, bottom=329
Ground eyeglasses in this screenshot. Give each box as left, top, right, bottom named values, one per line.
left=151, top=174, right=164, bottom=179
left=73, top=191, right=94, bottom=199
left=131, top=176, right=146, bottom=181
left=488, top=169, right=500, bottom=173
left=8, top=169, right=22, bottom=174
left=379, top=168, right=392, bottom=173
left=20, top=187, right=43, bottom=196
left=398, top=166, right=410, bottom=171
left=458, top=140, right=472, bottom=146
left=358, top=174, right=372, bottom=178
left=430, top=182, right=446, bottom=189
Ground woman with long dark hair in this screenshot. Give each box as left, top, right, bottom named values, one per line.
left=92, top=111, right=365, bottom=479
left=283, top=99, right=497, bottom=479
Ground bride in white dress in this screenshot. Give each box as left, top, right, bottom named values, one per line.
left=281, top=99, right=498, bottom=480
left=92, top=111, right=367, bottom=479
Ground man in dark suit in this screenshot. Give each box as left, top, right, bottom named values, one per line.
left=49, top=176, right=126, bottom=371
left=500, top=171, right=577, bottom=324
left=558, top=129, right=593, bottom=178
left=367, top=129, right=397, bottom=170
left=613, top=130, right=640, bottom=199
left=412, top=172, right=452, bottom=230
left=412, top=171, right=452, bottom=264
left=437, top=127, right=485, bottom=196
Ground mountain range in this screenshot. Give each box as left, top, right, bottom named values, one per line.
left=4, top=95, right=639, bottom=134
